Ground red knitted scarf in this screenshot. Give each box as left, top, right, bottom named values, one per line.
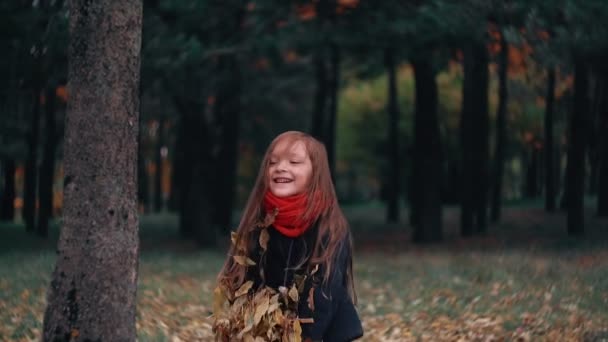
left=263, top=191, right=323, bottom=237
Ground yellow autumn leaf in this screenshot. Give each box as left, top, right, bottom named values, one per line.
left=259, top=228, right=269, bottom=251
left=268, top=293, right=281, bottom=313
left=235, top=280, right=254, bottom=298
left=213, top=286, right=227, bottom=315
left=293, top=320, right=302, bottom=342
left=288, top=284, right=299, bottom=302
left=253, top=294, right=270, bottom=325
left=233, top=255, right=256, bottom=266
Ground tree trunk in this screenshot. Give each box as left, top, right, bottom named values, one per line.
left=137, top=122, right=149, bottom=213
left=24, top=86, right=42, bottom=232
left=411, top=57, right=443, bottom=243
left=214, top=54, right=241, bottom=235
left=311, top=0, right=329, bottom=142
left=544, top=67, right=556, bottom=212
left=490, top=32, right=508, bottom=222
left=460, top=43, right=489, bottom=236
left=311, top=53, right=327, bottom=142
left=154, top=115, right=164, bottom=212
left=566, top=57, right=588, bottom=235
left=460, top=45, right=474, bottom=237
left=43, top=1, right=142, bottom=340
left=172, top=93, right=214, bottom=245
left=37, top=86, right=57, bottom=238
left=385, top=48, right=400, bottom=223
left=326, top=43, right=339, bottom=181
left=525, top=148, right=539, bottom=197
left=597, top=70, right=608, bottom=216
left=0, top=159, right=16, bottom=221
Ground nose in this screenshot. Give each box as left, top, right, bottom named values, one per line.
left=276, top=159, right=288, bottom=171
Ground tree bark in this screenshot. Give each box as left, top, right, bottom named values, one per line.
left=24, top=86, right=41, bottom=232
left=566, top=57, right=588, bottom=235
left=0, top=159, right=16, bottom=221
left=411, top=57, right=443, bottom=243
left=544, top=67, right=557, bottom=212
left=43, top=1, right=142, bottom=340
left=37, top=86, right=57, bottom=238
left=490, top=32, right=508, bottom=222
left=385, top=48, right=400, bottom=223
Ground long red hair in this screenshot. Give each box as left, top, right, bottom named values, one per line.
left=217, top=131, right=356, bottom=302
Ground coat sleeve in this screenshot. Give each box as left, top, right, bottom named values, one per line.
left=299, top=239, right=350, bottom=341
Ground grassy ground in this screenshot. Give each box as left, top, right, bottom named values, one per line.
left=1, top=204, right=607, bottom=341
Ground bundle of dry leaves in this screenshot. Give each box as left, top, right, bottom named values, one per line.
left=212, top=213, right=316, bottom=342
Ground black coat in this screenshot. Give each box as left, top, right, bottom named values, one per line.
left=250, top=225, right=363, bottom=342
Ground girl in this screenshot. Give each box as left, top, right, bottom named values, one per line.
left=217, top=131, right=363, bottom=341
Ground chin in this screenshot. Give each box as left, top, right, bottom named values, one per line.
left=270, top=188, right=298, bottom=198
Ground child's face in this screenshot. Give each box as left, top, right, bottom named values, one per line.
left=267, top=140, right=313, bottom=197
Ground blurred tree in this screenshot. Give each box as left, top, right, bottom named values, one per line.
left=460, top=41, right=490, bottom=236
left=598, top=67, right=608, bottom=216
left=384, top=47, right=400, bottom=223
left=0, top=160, right=16, bottom=221
left=565, top=57, right=587, bottom=235
left=544, top=67, right=557, bottom=212
left=36, top=85, right=57, bottom=237
left=490, top=27, right=509, bottom=221
left=411, top=55, right=443, bottom=242
left=43, top=0, right=142, bottom=339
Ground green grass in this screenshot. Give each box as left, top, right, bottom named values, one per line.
left=1, top=204, right=607, bottom=341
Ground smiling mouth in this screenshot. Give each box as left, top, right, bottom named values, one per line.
left=273, top=178, right=293, bottom=183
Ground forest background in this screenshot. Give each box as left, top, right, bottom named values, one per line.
left=1, top=0, right=607, bottom=340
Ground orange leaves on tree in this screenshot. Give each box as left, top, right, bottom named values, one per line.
left=296, top=3, right=316, bottom=21
left=56, top=85, right=68, bottom=103
left=253, top=58, right=270, bottom=70
left=283, top=50, right=299, bottom=63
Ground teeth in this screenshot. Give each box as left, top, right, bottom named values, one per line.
left=275, top=178, right=292, bottom=183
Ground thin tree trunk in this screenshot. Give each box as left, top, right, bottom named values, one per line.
left=491, top=32, right=508, bottom=222
left=137, top=121, right=149, bottom=213
left=411, top=57, right=443, bottom=243
left=37, top=86, right=57, bottom=238
left=566, top=57, right=588, bottom=235
left=311, top=0, right=329, bottom=141
left=311, top=53, right=327, bottom=141
left=24, top=86, right=41, bottom=232
left=214, top=54, right=241, bottom=235
left=43, top=1, right=142, bottom=340
left=154, top=115, right=164, bottom=212
left=326, top=43, right=339, bottom=181
left=544, top=67, right=556, bottom=211
left=472, top=42, right=489, bottom=234
left=525, top=148, right=539, bottom=197
left=1, top=159, right=16, bottom=221
left=597, top=70, right=608, bottom=216
left=460, top=44, right=475, bottom=237
left=461, top=43, right=489, bottom=236
left=385, top=48, right=400, bottom=223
